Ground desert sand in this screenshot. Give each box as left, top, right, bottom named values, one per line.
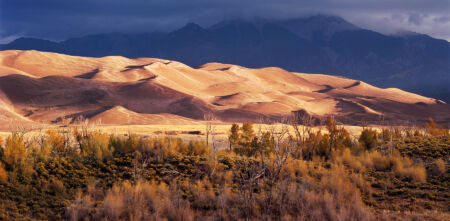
left=0, top=50, right=448, bottom=130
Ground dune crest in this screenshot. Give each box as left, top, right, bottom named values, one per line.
left=0, top=50, right=448, bottom=129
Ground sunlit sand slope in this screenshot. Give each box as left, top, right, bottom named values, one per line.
left=0, top=50, right=448, bottom=129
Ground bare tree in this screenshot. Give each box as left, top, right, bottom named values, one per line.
left=290, top=112, right=312, bottom=159
left=267, top=118, right=290, bottom=179
left=8, top=119, right=32, bottom=139
left=204, top=113, right=214, bottom=146
left=204, top=113, right=218, bottom=174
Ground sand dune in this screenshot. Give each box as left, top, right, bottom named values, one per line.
left=0, top=90, right=35, bottom=130
left=0, top=50, right=448, bottom=129
left=90, top=106, right=203, bottom=125
left=297, top=74, right=437, bottom=104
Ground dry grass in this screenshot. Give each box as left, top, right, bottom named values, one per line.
left=0, top=122, right=447, bottom=220
left=392, top=155, right=427, bottom=183
left=335, top=149, right=427, bottom=183
left=66, top=161, right=374, bottom=221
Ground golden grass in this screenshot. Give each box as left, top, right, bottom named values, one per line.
left=0, top=123, right=369, bottom=143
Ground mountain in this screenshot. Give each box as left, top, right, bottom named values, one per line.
left=0, top=50, right=448, bottom=130
left=1, top=15, right=449, bottom=102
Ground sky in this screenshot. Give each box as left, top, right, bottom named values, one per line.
left=1, top=0, right=449, bottom=43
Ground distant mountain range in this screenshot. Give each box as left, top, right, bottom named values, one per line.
left=2, top=15, right=449, bottom=102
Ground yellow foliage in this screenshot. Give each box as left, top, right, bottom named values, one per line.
left=46, top=130, right=65, bottom=152
left=282, top=157, right=309, bottom=179
left=78, top=131, right=112, bottom=161
left=0, top=162, right=7, bottom=183
left=425, top=117, right=448, bottom=136
left=3, top=132, right=27, bottom=168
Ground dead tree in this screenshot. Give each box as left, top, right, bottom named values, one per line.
left=290, top=112, right=312, bottom=159
left=204, top=113, right=218, bottom=174
left=204, top=113, right=214, bottom=146
left=267, top=119, right=290, bottom=179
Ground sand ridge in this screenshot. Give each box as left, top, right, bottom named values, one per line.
left=0, top=50, right=448, bottom=129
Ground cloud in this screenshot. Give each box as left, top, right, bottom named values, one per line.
left=434, top=16, right=450, bottom=23
left=0, top=33, right=24, bottom=44
left=408, top=13, right=426, bottom=26
left=0, top=0, right=449, bottom=41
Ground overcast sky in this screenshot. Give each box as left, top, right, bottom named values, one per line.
left=1, top=0, right=449, bottom=43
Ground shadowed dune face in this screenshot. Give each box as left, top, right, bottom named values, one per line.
left=0, top=50, right=448, bottom=129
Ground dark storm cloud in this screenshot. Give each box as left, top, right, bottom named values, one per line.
left=1, top=0, right=449, bottom=42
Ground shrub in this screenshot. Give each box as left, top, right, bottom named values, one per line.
left=353, top=150, right=427, bottom=183
left=232, top=122, right=260, bottom=157
left=66, top=190, right=95, bottom=221
left=240, top=122, right=254, bottom=144
left=392, top=156, right=427, bottom=183
left=228, top=123, right=240, bottom=150
left=359, top=151, right=391, bottom=171
left=3, top=133, right=27, bottom=169
left=326, top=117, right=352, bottom=151
left=0, top=162, right=7, bottom=182
left=109, top=133, right=139, bottom=154
left=0, top=121, right=446, bottom=220
left=35, top=141, right=52, bottom=161
left=187, top=140, right=209, bottom=156
left=336, top=148, right=365, bottom=172
left=281, top=157, right=309, bottom=179
left=425, top=117, right=447, bottom=136
left=359, top=128, right=378, bottom=151
left=46, top=130, right=65, bottom=153
left=78, top=131, right=113, bottom=161
left=430, top=159, right=446, bottom=176
left=68, top=181, right=193, bottom=221
left=137, top=137, right=177, bottom=162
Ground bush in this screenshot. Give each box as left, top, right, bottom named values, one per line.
left=186, top=140, right=209, bottom=156
left=358, top=150, right=427, bottom=183
left=3, top=132, right=27, bottom=169
left=392, top=156, right=427, bottom=183
left=228, top=123, right=240, bottom=150
left=46, top=129, right=66, bottom=153
left=110, top=133, right=139, bottom=154
left=77, top=131, right=113, bottom=161
left=0, top=162, right=7, bottom=182
left=68, top=181, right=193, bottom=221
left=137, top=137, right=175, bottom=162
left=430, top=159, right=446, bottom=176
left=0, top=121, right=446, bottom=220
left=425, top=117, right=448, bottom=136
left=359, top=128, right=378, bottom=151
left=359, top=151, right=391, bottom=171
left=232, top=122, right=260, bottom=157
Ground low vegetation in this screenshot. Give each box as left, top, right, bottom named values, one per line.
left=0, top=117, right=448, bottom=220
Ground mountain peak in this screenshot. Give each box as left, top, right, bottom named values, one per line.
left=171, top=22, right=205, bottom=37
left=180, top=23, right=204, bottom=31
